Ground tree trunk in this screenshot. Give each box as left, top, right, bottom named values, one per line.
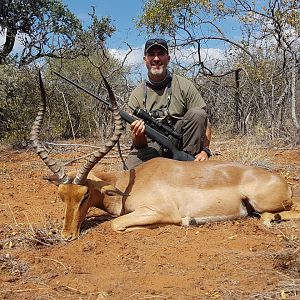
left=0, top=27, right=17, bottom=64
left=234, top=69, right=241, bottom=134
left=290, top=54, right=300, bottom=135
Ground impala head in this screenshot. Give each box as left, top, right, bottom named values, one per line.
left=58, top=183, right=90, bottom=240
left=31, top=71, right=124, bottom=241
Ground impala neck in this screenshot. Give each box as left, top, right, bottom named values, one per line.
left=92, top=170, right=131, bottom=216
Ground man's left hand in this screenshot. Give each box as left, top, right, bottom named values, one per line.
left=194, top=151, right=209, bottom=161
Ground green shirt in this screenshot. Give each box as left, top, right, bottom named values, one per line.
left=128, top=74, right=206, bottom=120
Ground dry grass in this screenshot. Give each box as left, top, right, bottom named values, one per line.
left=1, top=137, right=299, bottom=299
left=251, top=222, right=300, bottom=299
left=211, top=136, right=300, bottom=300
left=212, top=135, right=274, bottom=167
left=0, top=253, right=28, bottom=277
left=212, top=136, right=299, bottom=185
left=251, top=283, right=300, bottom=300
left=272, top=223, right=300, bottom=278
left=0, top=214, right=66, bottom=250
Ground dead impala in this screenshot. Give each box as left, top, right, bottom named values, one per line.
left=31, top=71, right=298, bottom=241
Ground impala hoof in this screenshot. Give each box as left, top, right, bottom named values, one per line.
left=111, top=221, right=126, bottom=232
left=61, top=231, right=79, bottom=242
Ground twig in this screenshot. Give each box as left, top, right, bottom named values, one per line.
left=64, top=153, right=95, bottom=165
left=138, top=295, right=168, bottom=299
left=0, top=204, right=18, bottom=226
left=56, top=285, right=87, bottom=295
left=64, top=153, right=126, bottom=165
left=55, top=87, right=76, bottom=146
left=26, top=236, right=52, bottom=247
left=44, top=141, right=130, bottom=151
left=45, top=142, right=102, bottom=149
left=23, top=212, right=35, bottom=234
left=0, top=287, right=51, bottom=293
left=125, top=292, right=140, bottom=299
left=35, top=256, right=68, bottom=270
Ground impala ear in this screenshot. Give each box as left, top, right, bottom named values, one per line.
left=101, top=185, right=127, bottom=196
left=92, top=181, right=128, bottom=196
left=42, top=174, right=60, bottom=186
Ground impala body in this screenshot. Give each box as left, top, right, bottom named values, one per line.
left=50, top=157, right=292, bottom=240
left=31, top=71, right=297, bottom=241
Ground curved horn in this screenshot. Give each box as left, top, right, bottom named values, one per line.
left=30, top=71, right=71, bottom=184
left=73, top=71, right=124, bottom=185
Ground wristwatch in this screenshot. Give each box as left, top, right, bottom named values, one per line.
left=202, top=147, right=212, bottom=158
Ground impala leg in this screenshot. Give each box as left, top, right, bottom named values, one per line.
left=261, top=211, right=300, bottom=227
left=111, top=208, right=181, bottom=232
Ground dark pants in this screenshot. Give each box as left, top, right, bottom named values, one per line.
left=125, top=108, right=208, bottom=170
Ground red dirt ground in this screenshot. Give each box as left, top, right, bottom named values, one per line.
left=0, top=142, right=299, bottom=300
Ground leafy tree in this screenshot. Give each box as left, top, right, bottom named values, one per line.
left=73, top=7, right=115, bottom=58
left=44, top=9, right=130, bottom=141
left=0, top=5, right=123, bottom=146
left=0, top=64, right=40, bottom=145
left=0, top=0, right=81, bottom=65
left=46, top=52, right=130, bottom=141
left=138, top=0, right=299, bottom=140
left=235, top=0, right=300, bottom=138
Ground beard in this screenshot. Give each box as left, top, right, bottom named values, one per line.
left=149, top=65, right=166, bottom=78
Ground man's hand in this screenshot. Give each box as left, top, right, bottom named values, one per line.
left=131, top=119, right=145, bottom=136
left=131, top=119, right=147, bottom=148
left=194, top=151, right=209, bottom=161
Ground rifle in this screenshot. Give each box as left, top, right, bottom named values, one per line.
left=53, top=71, right=195, bottom=162
left=133, top=107, right=182, bottom=140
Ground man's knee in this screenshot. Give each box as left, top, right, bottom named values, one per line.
left=185, top=108, right=207, bottom=121
left=124, top=145, right=161, bottom=170
left=182, top=108, right=208, bottom=129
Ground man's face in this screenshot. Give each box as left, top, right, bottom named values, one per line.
left=144, top=46, right=170, bottom=80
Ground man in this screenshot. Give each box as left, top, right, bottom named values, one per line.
left=125, top=38, right=211, bottom=169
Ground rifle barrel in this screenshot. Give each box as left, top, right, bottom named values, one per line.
left=53, top=71, right=113, bottom=111
left=53, top=71, right=195, bottom=162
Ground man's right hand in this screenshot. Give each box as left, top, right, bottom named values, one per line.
left=131, top=119, right=145, bottom=136
left=131, top=119, right=147, bottom=148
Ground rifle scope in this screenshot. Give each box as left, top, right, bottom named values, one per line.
left=133, top=108, right=182, bottom=140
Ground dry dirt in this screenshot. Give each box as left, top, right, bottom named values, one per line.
left=0, top=141, right=300, bottom=300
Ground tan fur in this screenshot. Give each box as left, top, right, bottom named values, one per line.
left=45, top=158, right=299, bottom=241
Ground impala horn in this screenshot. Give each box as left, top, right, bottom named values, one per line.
left=30, top=71, right=71, bottom=184
left=73, top=70, right=124, bottom=185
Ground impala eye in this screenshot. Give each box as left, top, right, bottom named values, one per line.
left=80, top=192, right=89, bottom=206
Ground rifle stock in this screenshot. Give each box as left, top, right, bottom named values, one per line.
left=53, top=71, right=195, bottom=162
